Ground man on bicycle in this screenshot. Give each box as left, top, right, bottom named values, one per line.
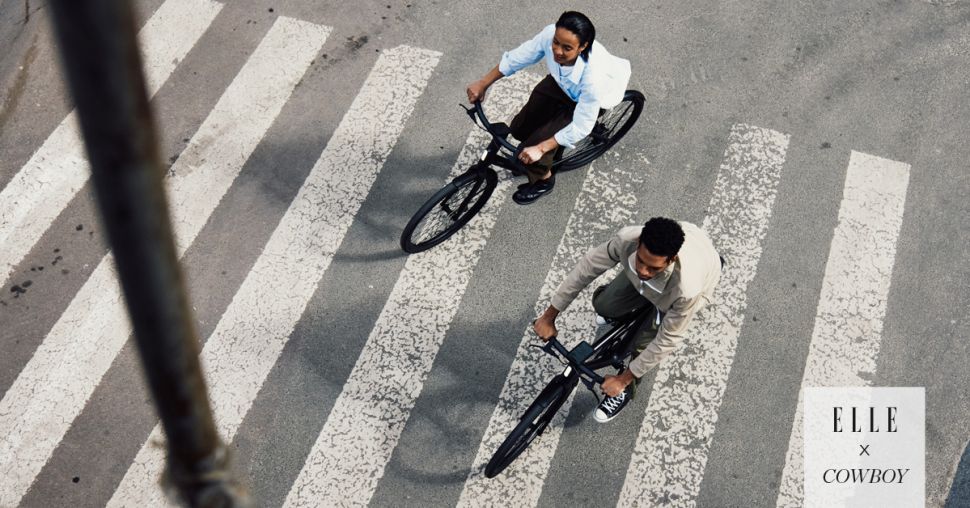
left=466, top=11, right=631, bottom=204
left=533, top=217, right=722, bottom=422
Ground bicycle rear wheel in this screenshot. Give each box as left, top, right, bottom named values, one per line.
left=484, top=375, right=573, bottom=478
left=400, top=167, right=498, bottom=253
left=555, top=90, right=645, bottom=172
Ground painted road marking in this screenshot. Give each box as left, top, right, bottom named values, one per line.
left=0, top=0, right=223, bottom=288
left=0, top=17, right=329, bottom=506
left=107, top=44, right=441, bottom=507
left=775, top=151, right=910, bottom=507
left=617, top=124, right=790, bottom=507
left=281, top=72, right=536, bottom=508
left=457, top=148, right=650, bottom=507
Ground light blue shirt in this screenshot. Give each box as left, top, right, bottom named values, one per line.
left=499, top=24, right=632, bottom=148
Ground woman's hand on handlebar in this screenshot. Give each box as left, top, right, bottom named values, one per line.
left=466, top=80, right=488, bottom=103
left=518, top=138, right=559, bottom=165
left=467, top=66, right=505, bottom=103
left=518, top=145, right=545, bottom=165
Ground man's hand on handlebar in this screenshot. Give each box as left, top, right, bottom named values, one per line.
left=533, top=305, right=561, bottom=342
left=533, top=316, right=557, bottom=342
left=601, top=370, right=636, bottom=397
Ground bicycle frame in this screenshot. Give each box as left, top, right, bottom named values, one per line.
left=460, top=102, right=531, bottom=178
left=461, top=99, right=618, bottom=177
left=540, top=307, right=657, bottom=400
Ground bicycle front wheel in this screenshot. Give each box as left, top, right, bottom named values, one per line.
left=400, top=167, right=498, bottom=253
left=556, top=90, right=645, bottom=172
left=484, top=375, right=573, bottom=478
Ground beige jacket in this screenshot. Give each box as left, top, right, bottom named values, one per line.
left=550, top=222, right=721, bottom=377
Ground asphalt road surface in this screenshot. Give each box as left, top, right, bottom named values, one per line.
left=1, top=0, right=968, bottom=506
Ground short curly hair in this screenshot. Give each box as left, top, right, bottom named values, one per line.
left=639, top=217, right=684, bottom=260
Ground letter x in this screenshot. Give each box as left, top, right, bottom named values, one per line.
left=859, top=445, right=871, bottom=456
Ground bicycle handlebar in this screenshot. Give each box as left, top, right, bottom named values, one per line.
left=461, top=101, right=521, bottom=154
left=540, top=337, right=606, bottom=385
left=460, top=102, right=533, bottom=176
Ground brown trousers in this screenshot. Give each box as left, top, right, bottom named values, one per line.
left=509, top=75, right=575, bottom=182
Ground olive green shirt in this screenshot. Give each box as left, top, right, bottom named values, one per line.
left=550, top=222, right=721, bottom=377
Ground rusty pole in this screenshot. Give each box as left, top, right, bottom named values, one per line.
left=45, top=1, right=248, bottom=506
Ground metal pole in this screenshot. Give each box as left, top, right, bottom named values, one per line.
left=45, top=1, right=249, bottom=506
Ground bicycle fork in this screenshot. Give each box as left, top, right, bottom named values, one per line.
left=440, top=165, right=487, bottom=219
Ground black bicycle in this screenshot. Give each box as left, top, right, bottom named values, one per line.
left=483, top=306, right=660, bottom=478
left=400, top=91, right=645, bottom=253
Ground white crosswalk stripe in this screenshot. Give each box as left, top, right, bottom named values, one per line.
left=0, top=17, right=329, bottom=506
left=108, top=44, right=439, bottom=508
left=281, top=72, right=536, bottom=508
left=776, top=151, right=910, bottom=508
left=618, top=124, right=790, bottom=507
left=458, top=147, right=650, bottom=506
left=0, top=0, right=223, bottom=288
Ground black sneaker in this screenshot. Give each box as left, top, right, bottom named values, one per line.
left=512, top=175, right=555, bottom=205
left=594, top=386, right=631, bottom=423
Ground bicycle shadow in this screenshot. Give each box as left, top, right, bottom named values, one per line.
left=380, top=316, right=618, bottom=486
left=331, top=248, right=407, bottom=263
left=327, top=149, right=479, bottom=263
left=370, top=312, right=519, bottom=483
left=375, top=374, right=507, bottom=485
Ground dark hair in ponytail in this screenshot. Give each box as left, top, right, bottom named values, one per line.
left=555, top=11, right=595, bottom=61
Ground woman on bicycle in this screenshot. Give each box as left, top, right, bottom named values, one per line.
left=465, top=11, right=632, bottom=205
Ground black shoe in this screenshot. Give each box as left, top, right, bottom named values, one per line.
left=594, top=386, right=631, bottom=423
left=512, top=176, right=555, bottom=205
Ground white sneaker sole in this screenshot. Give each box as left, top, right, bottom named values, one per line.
left=594, top=410, right=616, bottom=423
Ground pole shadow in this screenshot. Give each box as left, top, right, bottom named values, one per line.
left=945, top=439, right=970, bottom=507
